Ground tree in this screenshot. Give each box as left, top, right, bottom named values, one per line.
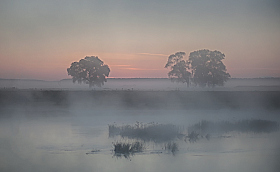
left=165, top=50, right=230, bottom=87
left=189, top=49, right=230, bottom=87
left=67, top=56, right=110, bottom=87
left=164, top=52, right=191, bottom=87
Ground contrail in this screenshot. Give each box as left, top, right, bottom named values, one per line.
left=138, top=53, right=168, bottom=57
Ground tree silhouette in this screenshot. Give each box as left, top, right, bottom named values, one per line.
left=67, top=56, right=110, bottom=87
left=165, top=50, right=230, bottom=87
left=164, top=52, right=191, bottom=87
left=189, top=49, right=230, bottom=87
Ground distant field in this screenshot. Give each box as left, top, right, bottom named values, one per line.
left=1, top=78, right=280, bottom=91
left=1, top=90, right=279, bottom=110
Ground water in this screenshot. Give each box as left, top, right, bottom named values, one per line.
left=1, top=104, right=279, bottom=172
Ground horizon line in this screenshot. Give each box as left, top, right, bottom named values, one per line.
left=1, top=77, right=280, bottom=82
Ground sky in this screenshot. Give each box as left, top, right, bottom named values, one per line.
left=1, top=0, right=280, bottom=80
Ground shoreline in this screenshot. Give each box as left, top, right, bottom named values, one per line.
left=1, top=90, right=279, bottom=110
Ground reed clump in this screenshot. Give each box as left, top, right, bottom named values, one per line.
left=109, top=122, right=181, bottom=142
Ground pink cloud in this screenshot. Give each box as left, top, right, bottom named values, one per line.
left=120, top=68, right=160, bottom=71
left=138, top=53, right=168, bottom=57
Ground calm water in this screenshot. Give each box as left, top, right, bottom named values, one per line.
left=1, top=105, right=280, bottom=172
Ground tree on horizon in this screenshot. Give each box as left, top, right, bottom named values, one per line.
left=67, top=56, right=110, bottom=87
left=165, top=49, right=230, bottom=87
left=164, top=52, right=191, bottom=87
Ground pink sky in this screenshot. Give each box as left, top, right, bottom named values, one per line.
left=1, top=1, right=280, bottom=80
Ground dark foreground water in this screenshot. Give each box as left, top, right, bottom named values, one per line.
left=1, top=102, right=280, bottom=172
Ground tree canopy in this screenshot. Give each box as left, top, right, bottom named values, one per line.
left=189, top=50, right=230, bottom=87
left=67, top=56, right=110, bottom=87
left=164, top=52, right=191, bottom=86
left=165, top=49, right=230, bottom=87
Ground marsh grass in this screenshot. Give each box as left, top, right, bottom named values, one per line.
left=188, top=119, right=279, bottom=135
left=109, top=122, right=181, bottom=142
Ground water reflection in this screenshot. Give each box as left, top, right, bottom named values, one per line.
left=188, top=119, right=279, bottom=135
left=1, top=107, right=280, bottom=172
left=164, top=142, right=178, bottom=155
left=112, top=141, right=145, bottom=159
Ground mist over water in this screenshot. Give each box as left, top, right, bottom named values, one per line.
left=0, top=78, right=280, bottom=172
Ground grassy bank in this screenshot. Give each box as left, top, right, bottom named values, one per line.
left=0, top=90, right=280, bottom=110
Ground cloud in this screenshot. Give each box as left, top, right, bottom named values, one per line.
left=138, top=53, right=168, bottom=57
left=229, top=68, right=280, bottom=71
left=120, top=68, right=160, bottom=71
left=111, top=65, right=131, bottom=67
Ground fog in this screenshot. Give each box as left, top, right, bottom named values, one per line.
left=1, top=78, right=280, bottom=91
left=0, top=78, right=280, bottom=172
